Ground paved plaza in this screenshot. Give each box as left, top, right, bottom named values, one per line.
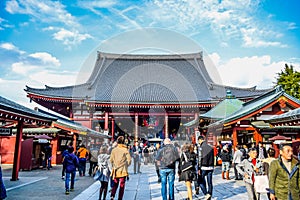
left=3, top=163, right=269, bottom=200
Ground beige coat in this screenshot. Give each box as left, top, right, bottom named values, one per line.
left=110, top=144, right=131, bottom=179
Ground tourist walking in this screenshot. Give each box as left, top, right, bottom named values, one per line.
left=236, top=147, right=263, bottom=200
left=232, top=145, right=243, bottom=180
left=61, top=142, right=73, bottom=179
left=196, top=135, right=214, bottom=200
left=63, top=146, right=79, bottom=195
left=256, top=142, right=267, bottom=160
left=89, top=146, right=99, bottom=176
left=97, top=145, right=111, bottom=200
left=155, top=138, right=180, bottom=200
left=110, top=136, right=131, bottom=200
left=77, top=144, right=89, bottom=176
left=269, top=143, right=300, bottom=200
left=262, top=147, right=276, bottom=200
left=219, top=145, right=232, bottom=180
left=132, top=142, right=142, bottom=174
left=178, top=143, right=197, bottom=200
left=154, top=142, right=162, bottom=183
left=44, top=144, right=52, bottom=170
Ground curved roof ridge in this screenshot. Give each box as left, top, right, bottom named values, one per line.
left=242, top=86, right=283, bottom=106
left=212, top=82, right=272, bottom=92
left=26, top=83, right=89, bottom=91
left=97, top=51, right=203, bottom=60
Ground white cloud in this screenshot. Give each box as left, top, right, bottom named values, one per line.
left=29, top=70, right=78, bottom=86
left=148, top=0, right=286, bottom=48
left=77, top=0, right=117, bottom=9
left=10, top=52, right=61, bottom=76
left=11, top=62, right=38, bottom=75
left=213, top=54, right=300, bottom=89
left=5, top=0, right=92, bottom=47
left=5, top=0, right=78, bottom=27
left=29, top=52, right=60, bottom=67
left=52, top=28, right=93, bottom=46
left=0, top=42, right=25, bottom=54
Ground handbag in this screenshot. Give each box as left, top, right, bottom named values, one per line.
left=93, top=169, right=103, bottom=181
left=254, top=175, right=269, bottom=193
left=181, top=152, right=193, bottom=172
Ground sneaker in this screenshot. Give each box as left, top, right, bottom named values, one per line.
left=70, top=188, right=74, bottom=192
left=195, top=187, right=199, bottom=195
left=61, top=176, right=65, bottom=179
left=65, top=190, right=70, bottom=195
left=205, top=193, right=211, bottom=200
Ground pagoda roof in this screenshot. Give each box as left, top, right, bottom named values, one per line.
left=200, top=90, right=244, bottom=120
left=25, top=52, right=270, bottom=105
left=206, top=86, right=300, bottom=128
left=0, top=95, right=56, bottom=126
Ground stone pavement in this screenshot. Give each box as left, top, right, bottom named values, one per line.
left=74, top=164, right=269, bottom=200
left=2, top=163, right=269, bottom=200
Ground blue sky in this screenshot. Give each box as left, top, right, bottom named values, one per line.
left=0, top=0, right=299, bottom=108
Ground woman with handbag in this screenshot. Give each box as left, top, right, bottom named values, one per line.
left=178, top=143, right=197, bottom=200
left=97, top=145, right=111, bottom=200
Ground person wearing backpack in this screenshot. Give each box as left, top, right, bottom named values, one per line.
left=155, top=138, right=180, bottom=200
left=63, top=146, right=79, bottom=195
left=143, top=145, right=149, bottom=165
left=178, top=143, right=197, bottom=200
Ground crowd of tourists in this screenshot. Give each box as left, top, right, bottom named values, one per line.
left=58, top=136, right=300, bottom=200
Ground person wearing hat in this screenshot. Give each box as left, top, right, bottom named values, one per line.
left=269, top=142, right=300, bottom=200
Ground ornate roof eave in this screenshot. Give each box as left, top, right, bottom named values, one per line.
left=12, top=127, right=60, bottom=134
left=86, top=101, right=218, bottom=108
left=27, top=93, right=84, bottom=103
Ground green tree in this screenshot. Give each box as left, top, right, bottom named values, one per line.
left=275, top=64, right=300, bottom=99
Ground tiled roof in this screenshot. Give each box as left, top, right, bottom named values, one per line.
left=0, top=95, right=56, bottom=122
left=206, top=86, right=300, bottom=128
left=36, top=108, right=111, bottom=138
left=25, top=52, right=271, bottom=104
left=266, top=107, right=300, bottom=124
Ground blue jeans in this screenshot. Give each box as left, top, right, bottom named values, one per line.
left=65, top=171, right=76, bottom=190
left=198, top=169, right=213, bottom=196
left=159, top=168, right=175, bottom=200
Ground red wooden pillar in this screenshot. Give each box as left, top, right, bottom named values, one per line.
left=73, top=133, right=77, bottom=151
left=104, top=112, right=109, bottom=130
left=111, top=119, right=115, bottom=141
left=51, top=138, right=58, bottom=165
left=11, top=121, right=24, bottom=181
left=232, top=127, right=237, bottom=149
left=135, top=113, right=138, bottom=142
left=253, top=130, right=262, bottom=145
left=164, top=114, right=169, bottom=138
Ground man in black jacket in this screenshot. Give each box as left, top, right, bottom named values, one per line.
left=196, top=135, right=214, bottom=200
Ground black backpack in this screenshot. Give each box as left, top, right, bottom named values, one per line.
left=143, top=147, right=149, bottom=154
left=161, top=145, right=179, bottom=167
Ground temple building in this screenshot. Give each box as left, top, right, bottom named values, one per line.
left=25, top=52, right=270, bottom=143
